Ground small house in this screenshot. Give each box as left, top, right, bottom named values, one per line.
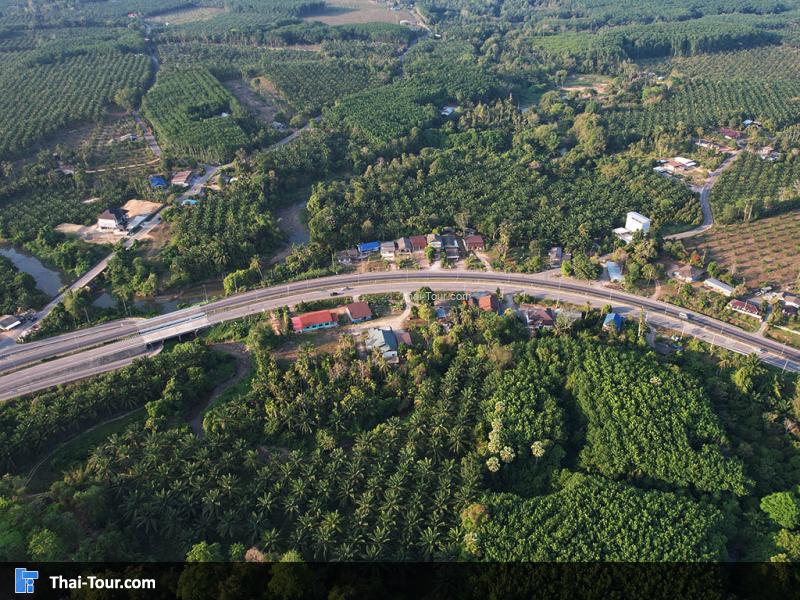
left=672, top=264, right=705, bottom=283
left=381, top=241, right=397, bottom=261
left=728, top=300, right=761, bottom=319
left=704, top=277, right=734, bottom=297
left=464, top=235, right=485, bottom=251
left=336, top=249, right=360, bottom=265
left=291, top=310, right=338, bottom=333
left=97, top=208, right=127, bottom=230
left=784, top=295, right=800, bottom=309
left=470, top=293, right=499, bottom=313
left=519, top=305, right=554, bottom=329
left=366, top=328, right=399, bottom=360
left=396, top=237, right=413, bottom=254
left=603, top=312, right=623, bottom=332
left=440, top=106, right=456, bottom=117
left=171, top=170, right=193, bottom=188
left=358, top=241, right=381, bottom=256
left=0, top=315, right=22, bottom=331
left=549, top=246, right=563, bottom=268
left=345, top=302, right=372, bottom=323
left=427, top=233, right=443, bottom=249
left=719, top=127, right=743, bottom=140
left=148, top=175, right=167, bottom=189
left=409, top=235, right=428, bottom=251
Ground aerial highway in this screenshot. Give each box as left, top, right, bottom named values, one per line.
left=0, top=270, right=798, bottom=401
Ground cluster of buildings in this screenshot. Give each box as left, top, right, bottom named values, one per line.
left=613, top=211, right=651, bottom=244
left=654, top=156, right=697, bottom=175
left=337, top=233, right=486, bottom=265
left=290, top=301, right=375, bottom=333
left=148, top=169, right=195, bottom=190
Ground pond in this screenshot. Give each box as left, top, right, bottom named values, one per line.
left=0, top=245, right=67, bottom=297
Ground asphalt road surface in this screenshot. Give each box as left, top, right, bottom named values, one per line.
left=1, top=270, right=797, bottom=400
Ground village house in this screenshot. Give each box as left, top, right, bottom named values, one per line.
left=469, top=292, right=499, bottom=312
left=672, top=264, right=705, bottom=284
left=549, top=246, right=563, bottom=268
left=703, top=277, right=734, bottom=297
left=336, top=249, right=360, bottom=265
left=171, top=170, right=194, bottom=188
left=728, top=299, right=761, bottom=319
left=291, top=310, right=338, bottom=333
left=396, top=237, right=413, bottom=254
left=464, top=235, right=485, bottom=251
left=0, top=315, right=22, bottom=331
left=97, top=208, right=128, bottom=231
left=366, top=328, right=399, bottom=360
left=440, top=106, right=457, bottom=117
left=381, top=241, right=397, bottom=261
left=603, top=312, right=623, bottom=332
left=719, top=127, right=743, bottom=140
left=519, top=305, right=555, bottom=329
left=148, top=175, right=167, bottom=189
left=409, top=235, right=428, bottom=251
left=345, top=301, right=373, bottom=323
left=784, top=294, right=800, bottom=309
left=357, top=241, right=381, bottom=257
left=427, top=233, right=443, bottom=249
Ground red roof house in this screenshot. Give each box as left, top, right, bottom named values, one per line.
left=345, top=301, right=372, bottom=323
left=291, top=310, right=338, bottom=332
left=719, top=127, right=743, bottom=140
left=464, top=235, right=485, bottom=251
left=728, top=300, right=761, bottom=319
left=409, top=235, right=428, bottom=251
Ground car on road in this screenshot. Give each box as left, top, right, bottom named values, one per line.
left=330, top=291, right=340, bottom=296
left=678, top=312, right=690, bottom=320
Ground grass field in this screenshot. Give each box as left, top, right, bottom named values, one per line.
left=687, top=209, right=800, bottom=288
left=561, top=73, right=612, bottom=96
left=303, top=0, right=413, bottom=25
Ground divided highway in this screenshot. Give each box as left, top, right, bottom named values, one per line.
left=1, top=270, right=798, bottom=401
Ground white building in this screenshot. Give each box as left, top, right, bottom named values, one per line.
left=381, top=241, right=397, bottom=261
left=704, top=277, right=734, bottom=297
left=0, top=315, right=21, bottom=331
left=625, top=212, right=651, bottom=235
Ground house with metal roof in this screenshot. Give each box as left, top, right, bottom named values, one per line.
left=366, top=327, right=398, bottom=360
left=345, top=301, right=372, bottom=323
left=603, top=312, right=623, bottom=332
left=381, top=241, right=397, bottom=261
left=704, top=277, right=734, bottom=297
left=357, top=241, right=381, bottom=255
left=291, top=310, right=338, bottom=333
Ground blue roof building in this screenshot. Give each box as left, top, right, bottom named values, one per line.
left=149, top=175, right=167, bottom=189
left=181, top=198, right=199, bottom=206
left=358, top=241, right=381, bottom=254
left=603, top=312, right=623, bottom=332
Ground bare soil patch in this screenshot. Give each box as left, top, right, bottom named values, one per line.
left=303, top=0, right=415, bottom=25
left=149, top=6, right=226, bottom=25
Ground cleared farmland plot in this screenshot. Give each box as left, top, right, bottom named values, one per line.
left=687, top=209, right=800, bottom=287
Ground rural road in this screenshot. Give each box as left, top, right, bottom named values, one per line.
left=666, top=152, right=740, bottom=241
left=1, top=270, right=798, bottom=400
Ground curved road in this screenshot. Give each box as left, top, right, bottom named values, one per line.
left=665, top=152, right=740, bottom=241
left=1, top=270, right=798, bottom=400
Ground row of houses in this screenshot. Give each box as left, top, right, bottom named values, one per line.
left=338, top=233, right=486, bottom=265
left=291, top=301, right=374, bottom=332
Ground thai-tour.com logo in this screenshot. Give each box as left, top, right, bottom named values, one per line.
left=14, top=567, right=156, bottom=594
left=14, top=568, right=38, bottom=594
